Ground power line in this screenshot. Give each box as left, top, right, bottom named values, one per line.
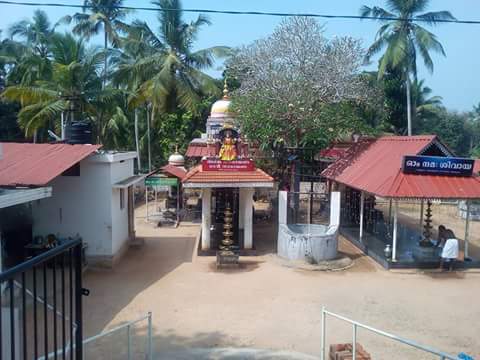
left=1, top=0, right=480, bottom=25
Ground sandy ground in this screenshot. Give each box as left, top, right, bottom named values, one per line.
left=81, top=204, right=480, bottom=359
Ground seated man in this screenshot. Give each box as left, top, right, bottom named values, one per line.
left=439, top=229, right=459, bottom=271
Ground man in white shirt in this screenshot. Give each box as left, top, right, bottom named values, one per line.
left=439, top=229, right=458, bottom=271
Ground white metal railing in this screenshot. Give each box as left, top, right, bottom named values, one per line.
left=40, top=312, right=153, bottom=360
left=83, top=312, right=153, bottom=360
left=321, top=307, right=459, bottom=360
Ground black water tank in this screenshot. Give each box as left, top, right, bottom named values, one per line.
left=65, top=121, right=92, bottom=144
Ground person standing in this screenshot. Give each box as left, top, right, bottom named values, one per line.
left=439, top=229, right=459, bottom=271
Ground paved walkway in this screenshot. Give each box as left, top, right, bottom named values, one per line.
left=81, top=211, right=480, bottom=359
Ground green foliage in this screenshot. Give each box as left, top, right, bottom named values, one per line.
left=361, top=0, right=455, bottom=79
left=419, top=108, right=470, bottom=156
left=232, top=92, right=377, bottom=156
left=0, top=4, right=222, bottom=169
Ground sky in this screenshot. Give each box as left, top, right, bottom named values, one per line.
left=0, top=0, right=479, bottom=111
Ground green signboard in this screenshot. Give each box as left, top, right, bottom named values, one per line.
left=145, top=177, right=178, bottom=186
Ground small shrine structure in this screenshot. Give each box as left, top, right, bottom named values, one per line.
left=322, top=135, right=480, bottom=269
left=182, top=83, right=274, bottom=262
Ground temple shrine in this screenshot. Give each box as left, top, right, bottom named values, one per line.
left=183, top=83, right=274, bottom=263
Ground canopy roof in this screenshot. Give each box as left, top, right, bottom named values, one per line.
left=322, top=135, right=480, bottom=199
left=0, top=142, right=101, bottom=187
left=161, top=164, right=188, bottom=180
left=182, top=165, right=274, bottom=188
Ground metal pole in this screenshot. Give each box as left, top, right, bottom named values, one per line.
left=147, top=105, right=152, bottom=172
left=359, top=192, right=364, bottom=242
left=392, top=201, right=398, bottom=262
left=74, top=244, right=83, bottom=360
left=352, top=324, right=357, bottom=360
left=127, top=324, right=131, bottom=360
left=154, top=186, right=157, bottom=214
left=145, top=186, right=149, bottom=222
left=147, top=312, right=153, bottom=360
left=176, top=183, right=180, bottom=225
left=61, top=112, right=65, bottom=140
left=307, top=193, right=312, bottom=226
left=464, top=200, right=471, bottom=259
left=321, top=307, right=326, bottom=360
left=388, top=199, right=392, bottom=225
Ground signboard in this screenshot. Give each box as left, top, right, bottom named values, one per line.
left=145, top=177, right=178, bottom=186
left=402, top=155, right=474, bottom=177
left=202, top=158, right=255, bottom=172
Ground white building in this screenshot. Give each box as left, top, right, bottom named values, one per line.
left=0, top=143, right=143, bottom=269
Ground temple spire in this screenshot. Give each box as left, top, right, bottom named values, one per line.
left=223, top=78, right=229, bottom=99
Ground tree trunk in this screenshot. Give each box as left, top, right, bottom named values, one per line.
left=147, top=105, right=152, bottom=172
left=406, top=75, right=412, bottom=136
left=103, top=29, right=108, bottom=89
left=61, top=112, right=65, bottom=140
left=134, top=108, right=142, bottom=171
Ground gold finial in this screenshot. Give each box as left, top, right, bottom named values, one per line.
left=223, top=78, right=229, bottom=99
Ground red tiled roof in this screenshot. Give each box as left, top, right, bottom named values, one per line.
left=322, top=135, right=480, bottom=199
left=0, top=142, right=101, bottom=187
left=316, top=142, right=356, bottom=161
left=185, top=143, right=216, bottom=158
left=161, top=164, right=187, bottom=180
left=183, top=165, right=274, bottom=184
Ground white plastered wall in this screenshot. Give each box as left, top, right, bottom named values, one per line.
left=32, top=155, right=135, bottom=262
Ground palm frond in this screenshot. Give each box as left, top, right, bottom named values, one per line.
left=187, top=46, right=231, bottom=69
left=413, top=25, right=446, bottom=57
left=415, top=11, right=456, bottom=25
left=2, top=85, right=57, bottom=105
left=18, top=99, right=67, bottom=136
left=359, top=6, right=395, bottom=21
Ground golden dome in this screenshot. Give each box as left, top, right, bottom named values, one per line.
left=210, top=79, right=232, bottom=117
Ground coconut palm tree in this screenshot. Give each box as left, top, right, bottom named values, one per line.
left=124, top=0, right=230, bottom=114
left=412, top=79, right=443, bottom=121
left=7, top=10, right=57, bottom=85
left=1, top=33, right=119, bottom=139
left=65, top=0, right=129, bottom=88
left=361, top=0, right=455, bottom=135
left=8, top=9, right=55, bottom=59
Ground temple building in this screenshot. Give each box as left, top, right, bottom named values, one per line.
left=183, top=84, right=274, bottom=261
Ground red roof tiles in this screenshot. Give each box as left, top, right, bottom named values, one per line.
left=322, top=136, right=480, bottom=199
left=0, top=142, right=101, bottom=187
left=185, top=143, right=216, bottom=158
left=183, top=165, right=274, bottom=185
left=161, top=164, right=187, bottom=180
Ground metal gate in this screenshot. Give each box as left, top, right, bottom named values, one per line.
left=0, top=240, right=84, bottom=359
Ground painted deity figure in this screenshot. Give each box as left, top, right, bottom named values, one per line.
left=219, top=132, right=237, bottom=161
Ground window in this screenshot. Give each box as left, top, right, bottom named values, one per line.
left=120, top=189, right=125, bottom=210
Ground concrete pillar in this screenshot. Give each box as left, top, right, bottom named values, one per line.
left=278, top=191, right=288, bottom=225
left=329, top=191, right=341, bottom=227
left=201, top=188, right=211, bottom=250
left=392, top=200, right=398, bottom=262
left=243, top=188, right=254, bottom=249
left=465, top=200, right=471, bottom=259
